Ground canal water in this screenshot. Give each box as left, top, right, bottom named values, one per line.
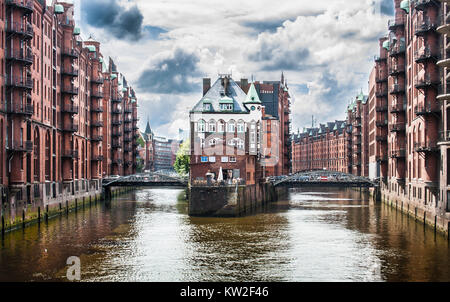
left=0, top=188, right=449, bottom=282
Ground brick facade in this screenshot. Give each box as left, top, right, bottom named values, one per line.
left=0, top=1, right=139, bottom=209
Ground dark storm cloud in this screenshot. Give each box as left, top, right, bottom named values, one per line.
left=380, top=0, right=394, bottom=16
left=82, top=0, right=164, bottom=41
left=249, top=45, right=311, bottom=71
left=137, top=49, right=201, bottom=94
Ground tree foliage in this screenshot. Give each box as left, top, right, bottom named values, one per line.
left=174, top=141, right=190, bottom=176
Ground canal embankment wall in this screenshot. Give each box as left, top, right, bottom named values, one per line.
left=1, top=186, right=131, bottom=234
left=366, top=187, right=450, bottom=238
left=189, top=182, right=285, bottom=217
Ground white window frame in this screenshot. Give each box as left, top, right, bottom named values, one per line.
left=237, top=121, right=245, bottom=133
left=197, top=120, right=206, bottom=133
left=208, top=120, right=216, bottom=132
left=229, top=156, right=237, bottom=163
left=218, top=121, right=225, bottom=133
left=228, top=121, right=236, bottom=133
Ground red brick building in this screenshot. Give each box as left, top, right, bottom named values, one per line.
left=292, top=121, right=349, bottom=173
left=370, top=0, right=449, bottom=232
left=0, top=1, right=139, bottom=222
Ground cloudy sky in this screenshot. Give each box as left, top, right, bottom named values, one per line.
left=72, top=0, right=394, bottom=138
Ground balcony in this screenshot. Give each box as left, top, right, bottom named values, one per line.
left=376, top=89, right=388, bottom=98
left=375, top=73, right=388, bottom=83
left=91, top=105, right=104, bottom=113
left=91, top=155, right=104, bottom=162
left=415, top=0, right=437, bottom=11
left=440, top=131, right=450, bottom=142
left=376, top=136, right=387, bottom=142
left=91, top=91, right=104, bottom=99
left=91, top=135, right=103, bottom=142
left=389, top=65, right=405, bottom=76
left=112, top=108, right=122, bottom=115
left=6, top=76, right=32, bottom=90
left=124, top=117, right=132, bottom=123
left=61, top=67, right=79, bottom=77
left=414, top=75, right=440, bottom=90
left=62, top=48, right=79, bottom=58
left=112, top=142, right=122, bottom=149
left=6, top=48, right=33, bottom=65
left=389, top=42, right=406, bottom=57
left=391, top=149, right=406, bottom=159
left=62, top=103, right=79, bottom=114
left=91, top=121, right=104, bottom=128
left=414, top=47, right=439, bottom=63
left=91, top=76, right=104, bottom=85
left=6, top=0, right=34, bottom=14
left=124, top=127, right=132, bottom=133
left=376, top=105, right=388, bottom=112
left=124, top=137, right=132, bottom=143
left=437, top=84, right=450, bottom=101
left=61, top=86, right=79, bottom=95
left=62, top=150, right=79, bottom=158
left=112, top=131, right=123, bottom=137
left=390, top=103, right=406, bottom=114
left=415, top=18, right=437, bottom=36
left=8, top=103, right=33, bottom=116
left=414, top=104, right=440, bottom=116
left=62, top=123, right=79, bottom=133
left=9, top=140, right=33, bottom=153
left=111, top=97, right=122, bottom=103
left=415, top=142, right=439, bottom=153
left=112, top=120, right=123, bottom=126
left=124, top=161, right=133, bottom=167
left=6, top=22, right=33, bottom=39
left=388, top=17, right=405, bottom=30
left=112, top=159, right=123, bottom=165
left=124, top=108, right=133, bottom=113
left=390, top=84, right=405, bottom=95
left=374, top=55, right=387, bottom=63
left=437, top=12, right=450, bottom=35
left=390, top=123, right=406, bottom=132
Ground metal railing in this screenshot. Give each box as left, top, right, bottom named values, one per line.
left=8, top=103, right=33, bottom=115
left=6, top=48, right=33, bottom=63
left=62, top=48, right=79, bottom=58
left=391, top=149, right=406, bottom=158
left=6, top=22, right=33, bottom=37
left=414, top=142, right=439, bottom=152
left=390, top=123, right=406, bottom=132
left=9, top=140, right=33, bottom=152
left=6, top=76, right=32, bottom=89
left=61, top=66, right=79, bottom=77
left=62, top=86, right=79, bottom=94
left=62, top=103, right=79, bottom=114
left=6, top=0, right=34, bottom=11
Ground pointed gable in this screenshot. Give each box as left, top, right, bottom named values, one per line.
left=244, top=83, right=262, bottom=104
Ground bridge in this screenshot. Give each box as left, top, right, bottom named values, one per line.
left=102, top=172, right=188, bottom=189
left=273, top=170, right=377, bottom=188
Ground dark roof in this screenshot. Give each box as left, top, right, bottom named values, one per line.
left=191, top=76, right=248, bottom=113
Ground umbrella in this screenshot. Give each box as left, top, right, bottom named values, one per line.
left=217, top=167, right=224, bottom=182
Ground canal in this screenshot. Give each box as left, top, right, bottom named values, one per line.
left=0, top=188, right=449, bottom=282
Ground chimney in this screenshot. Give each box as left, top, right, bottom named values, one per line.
left=240, top=78, right=249, bottom=93
left=203, top=78, right=211, bottom=96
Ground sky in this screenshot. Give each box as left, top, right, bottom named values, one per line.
left=72, top=0, right=394, bottom=138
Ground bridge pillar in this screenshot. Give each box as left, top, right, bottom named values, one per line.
left=105, top=187, right=112, bottom=201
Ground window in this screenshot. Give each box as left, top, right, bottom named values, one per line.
left=197, top=120, right=206, bottom=132
left=203, top=103, right=211, bottom=111
left=221, top=156, right=229, bottom=163
left=228, top=120, right=236, bottom=133
left=230, top=156, right=237, bottom=163
left=208, top=120, right=216, bottom=132
left=220, top=103, right=233, bottom=111
left=218, top=120, right=225, bottom=132
left=237, top=121, right=245, bottom=133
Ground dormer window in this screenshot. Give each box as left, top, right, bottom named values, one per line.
left=220, top=103, right=233, bottom=111
left=203, top=103, right=211, bottom=111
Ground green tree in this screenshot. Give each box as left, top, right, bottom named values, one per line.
left=136, top=136, right=145, bottom=148
left=174, top=141, right=190, bottom=176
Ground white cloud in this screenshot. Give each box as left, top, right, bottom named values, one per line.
left=77, top=0, right=391, bottom=137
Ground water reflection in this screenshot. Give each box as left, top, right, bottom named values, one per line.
left=0, top=187, right=448, bottom=282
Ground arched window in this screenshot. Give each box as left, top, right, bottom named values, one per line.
left=34, top=128, right=40, bottom=182
left=228, top=120, right=236, bottom=133
left=218, top=120, right=225, bottom=133
left=75, top=140, right=79, bottom=179
left=237, top=120, right=245, bottom=133
left=208, top=120, right=216, bottom=133
left=197, top=120, right=206, bottom=133
left=45, top=131, right=51, bottom=181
